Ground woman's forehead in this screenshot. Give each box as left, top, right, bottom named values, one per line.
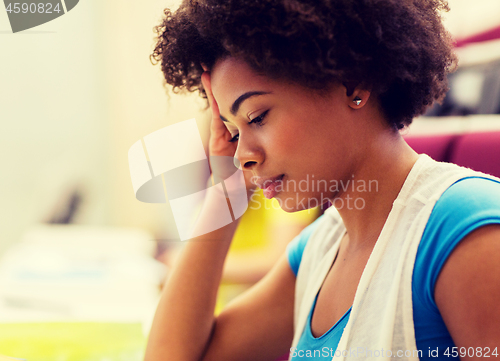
left=211, top=58, right=274, bottom=97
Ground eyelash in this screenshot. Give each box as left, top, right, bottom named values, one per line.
left=229, top=110, right=269, bottom=143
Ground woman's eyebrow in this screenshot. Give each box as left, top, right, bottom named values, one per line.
left=230, top=91, right=271, bottom=115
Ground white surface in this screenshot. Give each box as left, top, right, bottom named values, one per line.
left=0, top=225, right=165, bottom=334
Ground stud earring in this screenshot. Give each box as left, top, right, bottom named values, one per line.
left=353, top=97, right=362, bottom=106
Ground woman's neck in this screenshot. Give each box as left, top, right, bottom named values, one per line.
left=333, top=131, right=419, bottom=250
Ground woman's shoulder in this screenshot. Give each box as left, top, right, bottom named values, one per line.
left=418, top=176, right=500, bottom=259
left=424, top=176, right=500, bottom=238
left=437, top=176, right=500, bottom=206
left=414, top=176, right=500, bottom=310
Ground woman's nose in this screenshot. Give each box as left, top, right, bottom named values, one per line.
left=234, top=133, right=264, bottom=170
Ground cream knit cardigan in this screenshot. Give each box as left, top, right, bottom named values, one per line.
left=291, top=155, right=497, bottom=361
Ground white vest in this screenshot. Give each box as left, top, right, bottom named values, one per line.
left=291, top=154, right=497, bottom=360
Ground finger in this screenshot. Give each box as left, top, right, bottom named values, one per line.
left=201, top=72, right=227, bottom=135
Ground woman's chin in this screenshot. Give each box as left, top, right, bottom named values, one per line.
left=274, top=193, right=324, bottom=213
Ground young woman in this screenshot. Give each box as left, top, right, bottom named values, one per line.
left=145, top=0, right=500, bottom=360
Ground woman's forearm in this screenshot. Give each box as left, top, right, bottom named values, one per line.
left=144, top=193, right=241, bottom=361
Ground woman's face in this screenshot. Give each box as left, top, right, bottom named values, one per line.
left=210, top=57, right=364, bottom=212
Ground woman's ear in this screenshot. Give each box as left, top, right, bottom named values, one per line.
left=348, top=87, right=371, bottom=109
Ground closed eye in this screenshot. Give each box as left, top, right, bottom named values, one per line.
left=249, top=110, right=269, bottom=126
left=229, top=133, right=239, bottom=143
left=228, top=110, right=269, bottom=143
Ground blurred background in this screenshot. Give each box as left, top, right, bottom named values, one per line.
left=1, top=0, right=500, bottom=359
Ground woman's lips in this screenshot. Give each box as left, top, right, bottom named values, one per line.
left=254, top=174, right=284, bottom=199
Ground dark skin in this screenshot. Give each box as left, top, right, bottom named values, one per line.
left=144, top=58, right=500, bottom=361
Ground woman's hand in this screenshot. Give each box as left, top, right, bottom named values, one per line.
left=201, top=72, right=237, bottom=158
left=201, top=72, right=257, bottom=194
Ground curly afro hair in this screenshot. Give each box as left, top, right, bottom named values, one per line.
left=151, top=0, right=457, bottom=130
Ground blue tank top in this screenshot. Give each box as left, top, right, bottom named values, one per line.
left=287, top=177, right=500, bottom=360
